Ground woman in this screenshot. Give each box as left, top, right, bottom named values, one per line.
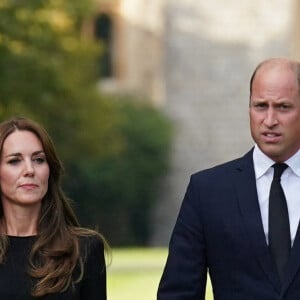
left=0, top=117, right=107, bottom=299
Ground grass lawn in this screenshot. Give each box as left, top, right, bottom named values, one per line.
left=107, top=248, right=213, bottom=300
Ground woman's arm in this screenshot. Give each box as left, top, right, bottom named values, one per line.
left=80, top=236, right=107, bottom=300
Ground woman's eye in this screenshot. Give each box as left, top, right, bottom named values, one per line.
left=34, top=157, right=46, bottom=164
left=7, top=158, right=20, bottom=165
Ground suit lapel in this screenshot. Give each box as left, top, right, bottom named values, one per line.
left=233, top=150, right=281, bottom=292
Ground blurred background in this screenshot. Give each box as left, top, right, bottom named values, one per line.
left=1, top=0, right=300, bottom=298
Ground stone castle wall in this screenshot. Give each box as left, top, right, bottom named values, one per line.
left=94, top=0, right=299, bottom=245
left=151, top=0, right=297, bottom=245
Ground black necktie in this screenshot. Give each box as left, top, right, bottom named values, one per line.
left=269, top=163, right=291, bottom=282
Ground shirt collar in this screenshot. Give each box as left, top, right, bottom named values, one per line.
left=253, top=145, right=300, bottom=179
left=285, top=149, right=300, bottom=177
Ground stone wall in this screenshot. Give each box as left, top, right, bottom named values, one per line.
left=97, top=0, right=166, bottom=106
left=94, top=0, right=299, bottom=245
left=151, top=0, right=296, bottom=245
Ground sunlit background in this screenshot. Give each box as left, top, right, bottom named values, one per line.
left=1, top=0, right=300, bottom=298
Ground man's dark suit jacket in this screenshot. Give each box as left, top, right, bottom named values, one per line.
left=157, top=150, right=300, bottom=300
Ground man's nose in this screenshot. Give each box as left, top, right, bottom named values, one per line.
left=263, top=108, right=278, bottom=127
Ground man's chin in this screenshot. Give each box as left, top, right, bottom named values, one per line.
left=259, top=145, right=284, bottom=161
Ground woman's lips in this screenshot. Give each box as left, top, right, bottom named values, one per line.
left=19, top=183, right=38, bottom=190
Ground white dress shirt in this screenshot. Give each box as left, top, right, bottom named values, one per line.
left=253, top=145, right=300, bottom=246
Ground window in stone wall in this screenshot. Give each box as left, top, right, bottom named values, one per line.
left=94, top=13, right=113, bottom=78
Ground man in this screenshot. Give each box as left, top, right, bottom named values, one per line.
left=157, top=58, right=300, bottom=299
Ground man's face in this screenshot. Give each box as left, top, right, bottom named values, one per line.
left=249, top=65, right=300, bottom=162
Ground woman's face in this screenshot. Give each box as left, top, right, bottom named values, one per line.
left=0, top=130, right=50, bottom=209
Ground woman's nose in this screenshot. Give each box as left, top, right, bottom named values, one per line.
left=24, top=160, right=34, bottom=176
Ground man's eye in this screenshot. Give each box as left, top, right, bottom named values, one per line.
left=254, top=103, right=267, bottom=109
left=280, top=104, right=291, bottom=110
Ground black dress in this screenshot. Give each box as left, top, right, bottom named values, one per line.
left=0, top=235, right=107, bottom=299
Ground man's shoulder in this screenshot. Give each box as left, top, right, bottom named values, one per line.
left=191, top=149, right=254, bottom=180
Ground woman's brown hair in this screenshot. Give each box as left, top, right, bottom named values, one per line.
left=0, top=116, right=106, bottom=297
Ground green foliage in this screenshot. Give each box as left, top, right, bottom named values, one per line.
left=0, top=0, right=172, bottom=245
left=65, top=99, right=172, bottom=245
left=0, top=0, right=122, bottom=160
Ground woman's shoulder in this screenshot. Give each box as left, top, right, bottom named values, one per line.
left=79, top=233, right=105, bottom=251
left=72, top=229, right=107, bottom=255
left=70, top=227, right=109, bottom=262
left=78, top=232, right=108, bottom=272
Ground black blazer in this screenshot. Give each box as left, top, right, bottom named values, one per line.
left=157, top=149, right=300, bottom=300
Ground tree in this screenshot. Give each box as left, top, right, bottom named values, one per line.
left=65, top=99, right=172, bottom=245
left=0, top=0, right=122, bottom=159
left=0, top=0, right=172, bottom=245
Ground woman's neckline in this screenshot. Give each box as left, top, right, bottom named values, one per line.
left=7, top=235, right=37, bottom=239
